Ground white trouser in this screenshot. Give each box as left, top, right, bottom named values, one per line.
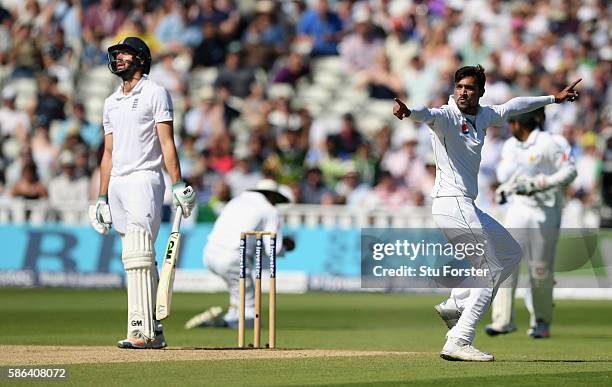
left=491, top=202, right=561, bottom=328
left=432, top=197, right=522, bottom=343
left=109, top=170, right=165, bottom=339
left=108, top=170, right=165, bottom=240
left=204, top=246, right=256, bottom=322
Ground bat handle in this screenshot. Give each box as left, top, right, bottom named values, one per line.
left=172, top=207, right=183, bottom=233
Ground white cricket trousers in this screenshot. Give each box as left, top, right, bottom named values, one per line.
left=204, top=247, right=256, bottom=321
left=491, top=202, right=561, bottom=328
left=432, top=196, right=522, bottom=343
left=108, top=170, right=165, bottom=240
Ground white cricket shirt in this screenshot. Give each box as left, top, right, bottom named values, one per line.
left=410, top=95, right=555, bottom=200
left=497, top=129, right=576, bottom=208
left=103, top=74, right=174, bottom=176
left=204, top=191, right=283, bottom=261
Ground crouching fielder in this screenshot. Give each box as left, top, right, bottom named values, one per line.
left=89, top=37, right=196, bottom=349
left=184, top=179, right=295, bottom=329
left=486, top=109, right=576, bottom=338
left=393, top=65, right=580, bottom=361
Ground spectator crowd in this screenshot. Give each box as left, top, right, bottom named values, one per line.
left=0, top=0, right=609, bottom=225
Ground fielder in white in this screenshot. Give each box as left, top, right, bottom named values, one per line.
left=89, top=37, right=196, bottom=349
left=184, top=179, right=295, bottom=329
left=393, top=65, right=581, bottom=361
left=485, top=108, right=577, bottom=338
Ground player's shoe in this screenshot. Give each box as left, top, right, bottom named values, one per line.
left=117, top=331, right=167, bottom=349
left=434, top=301, right=461, bottom=329
left=527, top=320, right=550, bottom=338
left=484, top=323, right=517, bottom=336
left=440, top=338, right=494, bottom=362
left=184, top=306, right=225, bottom=329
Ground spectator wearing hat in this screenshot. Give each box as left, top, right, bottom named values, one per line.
left=48, top=150, right=89, bottom=223
left=0, top=86, right=30, bottom=144
left=334, top=165, right=370, bottom=206
left=149, top=46, right=187, bottom=100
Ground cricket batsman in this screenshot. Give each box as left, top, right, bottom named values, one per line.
left=393, top=64, right=580, bottom=361
left=485, top=108, right=577, bottom=338
left=184, top=179, right=295, bottom=329
left=89, top=37, right=196, bottom=349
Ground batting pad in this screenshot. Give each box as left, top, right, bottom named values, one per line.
left=122, top=227, right=157, bottom=341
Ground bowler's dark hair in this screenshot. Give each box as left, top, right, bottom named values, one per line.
left=454, top=65, right=486, bottom=91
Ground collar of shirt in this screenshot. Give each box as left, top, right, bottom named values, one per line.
left=113, top=74, right=148, bottom=100
left=520, top=129, right=540, bottom=149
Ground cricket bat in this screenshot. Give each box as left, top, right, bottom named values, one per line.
left=156, top=206, right=183, bottom=320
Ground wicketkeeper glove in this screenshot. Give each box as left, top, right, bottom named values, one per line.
left=513, top=174, right=549, bottom=196
left=88, top=195, right=112, bottom=235
left=172, top=181, right=196, bottom=218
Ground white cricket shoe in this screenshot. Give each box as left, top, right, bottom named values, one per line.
left=434, top=301, right=461, bottom=329
left=440, top=338, right=494, bottom=362
left=484, top=323, right=517, bottom=336
left=117, top=331, right=167, bottom=349
left=184, top=306, right=225, bottom=329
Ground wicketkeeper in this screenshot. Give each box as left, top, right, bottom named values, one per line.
left=89, top=37, right=196, bottom=349
left=184, top=179, right=295, bottom=329
left=486, top=108, right=577, bottom=338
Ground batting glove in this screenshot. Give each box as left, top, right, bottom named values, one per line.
left=513, top=174, right=549, bottom=196
left=88, top=195, right=112, bottom=235
left=172, top=181, right=196, bottom=218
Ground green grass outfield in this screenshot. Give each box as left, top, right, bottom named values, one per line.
left=1, top=289, right=611, bottom=386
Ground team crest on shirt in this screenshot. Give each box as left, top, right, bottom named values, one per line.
left=461, top=121, right=469, bottom=134
left=131, top=98, right=139, bottom=110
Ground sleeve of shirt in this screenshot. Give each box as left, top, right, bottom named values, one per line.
left=409, top=107, right=450, bottom=135
left=151, top=86, right=174, bottom=123
left=544, top=135, right=577, bottom=188
left=409, top=107, right=446, bottom=125
left=102, top=100, right=112, bottom=135
left=489, top=96, right=555, bottom=126
left=496, top=140, right=518, bottom=183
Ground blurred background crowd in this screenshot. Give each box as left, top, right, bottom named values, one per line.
left=0, top=0, right=609, bottom=226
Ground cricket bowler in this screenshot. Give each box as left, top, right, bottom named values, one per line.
left=393, top=64, right=580, bottom=361
left=89, top=37, right=196, bottom=349
left=485, top=108, right=577, bottom=338
left=184, top=179, right=295, bottom=329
